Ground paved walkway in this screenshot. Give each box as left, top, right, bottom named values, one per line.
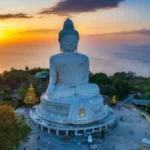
left=16, top=106, right=150, bottom=150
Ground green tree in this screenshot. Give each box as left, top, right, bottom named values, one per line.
left=126, top=71, right=136, bottom=79
left=108, top=86, right=117, bottom=98
left=142, top=92, right=150, bottom=100
left=25, top=66, right=29, bottom=72
left=0, top=105, right=31, bottom=149
left=111, top=71, right=136, bottom=81
left=90, top=73, right=110, bottom=85
left=112, top=79, right=130, bottom=99
left=146, top=103, right=150, bottom=113
left=0, top=101, right=12, bottom=106
left=17, top=86, right=28, bottom=99
left=111, top=72, right=127, bottom=81
left=28, top=67, right=49, bottom=75
left=0, top=74, right=3, bottom=85
left=134, top=94, right=142, bottom=99
left=2, top=94, right=12, bottom=101
left=2, top=69, right=28, bottom=89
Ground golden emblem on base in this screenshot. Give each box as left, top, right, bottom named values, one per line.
left=79, top=104, right=86, bottom=117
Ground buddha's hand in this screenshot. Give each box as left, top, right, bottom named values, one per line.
left=48, top=84, right=55, bottom=95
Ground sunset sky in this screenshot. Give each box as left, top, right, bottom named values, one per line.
left=0, top=0, right=150, bottom=75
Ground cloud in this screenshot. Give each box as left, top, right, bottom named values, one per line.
left=0, top=13, right=33, bottom=20
left=19, top=29, right=59, bottom=34
left=92, top=29, right=150, bottom=36
left=15, top=28, right=150, bottom=38
left=38, top=0, right=125, bottom=16
left=131, top=29, right=150, bottom=36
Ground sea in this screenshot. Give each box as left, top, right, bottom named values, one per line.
left=0, top=40, right=150, bottom=77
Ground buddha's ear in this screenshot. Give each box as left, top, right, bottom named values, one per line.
left=58, top=39, right=62, bottom=52
left=76, top=45, right=78, bottom=52
left=60, top=45, right=61, bottom=52
left=60, top=44, right=63, bottom=52
left=76, top=39, right=79, bottom=52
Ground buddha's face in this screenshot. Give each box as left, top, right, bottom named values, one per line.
left=60, top=35, right=78, bottom=52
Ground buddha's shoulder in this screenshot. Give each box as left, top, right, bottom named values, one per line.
left=50, top=53, right=62, bottom=60
left=50, top=53, right=88, bottom=61
left=76, top=53, right=89, bottom=61
left=76, top=53, right=88, bottom=58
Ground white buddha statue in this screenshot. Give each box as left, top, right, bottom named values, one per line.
left=46, top=19, right=99, bottom=100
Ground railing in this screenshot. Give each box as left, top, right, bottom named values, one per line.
left=105, top=119, right=118, bottom=134
left=121, top=95, right=135, bottom=105
left=123, top=103, right=150, bottom=123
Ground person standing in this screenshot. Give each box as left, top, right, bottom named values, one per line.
left=113, top=144, right=116, bottom=149
left=37, top=136, right=40, bottom=142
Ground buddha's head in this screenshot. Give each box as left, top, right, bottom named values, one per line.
left=58, top=18, right=79, bottom=52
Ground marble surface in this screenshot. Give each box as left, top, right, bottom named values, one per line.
left=31, top=18, right=114, bottom=126
left=46, top=19, right=99, bottom=100
left=36, top=93, right=108, bottom=124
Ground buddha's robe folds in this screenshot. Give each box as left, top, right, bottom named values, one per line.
left=46, top=52, right=100, bottom=100
left=47, top=83, right=99, bottom=100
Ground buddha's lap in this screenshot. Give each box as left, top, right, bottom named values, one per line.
left=47, top=83, right=99, bottom=98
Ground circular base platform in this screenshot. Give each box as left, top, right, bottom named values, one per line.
left=37, top=94, right=109, bottom=125
left=30, top=106, right=115, bottom=136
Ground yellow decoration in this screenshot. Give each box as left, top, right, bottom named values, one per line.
left=24, top=84, right=38, bottom=105
left=111, top=95, right=117, bottom=105
left=140, top=144, right=146, bottom=150
left=79, top=104, right=86, bottom=117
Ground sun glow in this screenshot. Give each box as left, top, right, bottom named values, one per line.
left=0, top=30, right=4, bottom=39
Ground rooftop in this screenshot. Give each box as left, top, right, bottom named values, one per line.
left=132, top=99, right=150, bottom=106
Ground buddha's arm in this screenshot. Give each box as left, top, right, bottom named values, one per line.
left=83, top=56, right=89, bottom=83
left=50, top=68, right=57, bottom=85
left=49, top=57, right=57, bottom=93
left=50, top=56, right=57, bottom=85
